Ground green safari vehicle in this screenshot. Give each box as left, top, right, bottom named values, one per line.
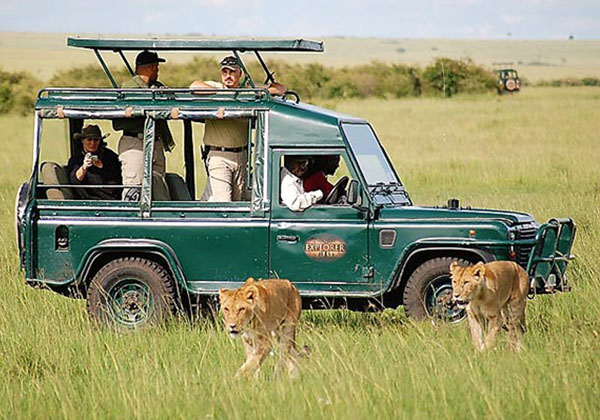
left=15, top=38, right=575, bottom=327
left=494, top=65, right=521, bottom=94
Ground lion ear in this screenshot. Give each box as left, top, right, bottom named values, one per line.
left=449, top=261, right=460, bottom=275
left=473, top=262, right=486, bottom=280
left=219, top=288, right=231, bottom=302
left=244, top=277, right=255, bottom=285
left=246, top=285, right=259, bottom=302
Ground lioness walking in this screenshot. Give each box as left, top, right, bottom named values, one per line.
left=219, top=278, right=303, bottom=378
left=450, top=261, right=529, bottom=351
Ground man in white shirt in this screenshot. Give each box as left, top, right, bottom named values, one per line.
left=280, top=156, right=323, bottom=211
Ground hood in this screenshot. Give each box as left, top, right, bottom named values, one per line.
left=378, top=205, right=535, bottom=226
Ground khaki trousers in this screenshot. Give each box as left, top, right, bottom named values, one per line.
left=118, top=135, right=166, bottom=200
left=201, top=149, right=249, bottom=202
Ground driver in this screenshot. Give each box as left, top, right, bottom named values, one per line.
left=304, top=155, right=340, bottom=203
left=280, top=156, right=323, bottom=211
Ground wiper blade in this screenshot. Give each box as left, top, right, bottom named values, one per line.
left=368, top=182, right=405, bottom=195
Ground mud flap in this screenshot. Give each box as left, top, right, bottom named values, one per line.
left=527, top=218, right=576, bottom=295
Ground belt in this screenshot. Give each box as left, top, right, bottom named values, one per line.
left=206, top=145, right=248, bottom=153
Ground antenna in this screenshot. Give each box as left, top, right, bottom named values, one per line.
left=441, top=61, right=448, bottom=203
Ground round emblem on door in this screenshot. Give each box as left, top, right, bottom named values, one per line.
left=304, top=235, right=347, bottom=261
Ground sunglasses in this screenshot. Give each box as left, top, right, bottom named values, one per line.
left=83, top=137, right=101, bottom=142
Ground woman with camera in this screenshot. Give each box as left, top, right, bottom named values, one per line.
left=68, top=125, right=122, bottom=200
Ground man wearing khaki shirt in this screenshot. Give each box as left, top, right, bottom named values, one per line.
left=190, top=56, right=286, bottom=202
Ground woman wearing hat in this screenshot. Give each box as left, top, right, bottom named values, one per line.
left=67, top=124, right=122, bottom=200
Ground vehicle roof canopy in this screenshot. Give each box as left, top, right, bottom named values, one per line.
left=67, top=37, right=324, bottom=88
left=67, top=37, right=324, bottom=52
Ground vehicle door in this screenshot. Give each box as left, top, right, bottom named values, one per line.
left=268, top=149, right=376, bottom=295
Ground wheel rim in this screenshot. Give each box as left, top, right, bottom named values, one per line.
left=425, top=275, right=465, bottom=323
left=107, top=279, right=154, bottom=327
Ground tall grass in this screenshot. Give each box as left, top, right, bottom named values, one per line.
left=0, top=87, right=599, bottom=418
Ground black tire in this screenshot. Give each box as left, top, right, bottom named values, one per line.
left=87, top=257, right=177, bottom=328
left=402, top=257, right=469, bottom=323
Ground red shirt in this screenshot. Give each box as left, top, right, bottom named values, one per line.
left=304, top=171, right=334, bottom=197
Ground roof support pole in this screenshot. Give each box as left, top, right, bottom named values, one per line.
left=254, top=51, right=275, bottom=85
left=117, top=50, right=135, bottom=76
left=93, top=49, right=119, bottom=88
left=183, top=120, right=195, bottom=199
left=233, top=50, right=256, bottom=88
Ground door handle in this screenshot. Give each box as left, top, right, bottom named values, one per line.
left=277, top=235, right=299, bottom=244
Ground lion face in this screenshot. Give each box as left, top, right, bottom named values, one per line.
left=450, top=261, right=486, bottom=308
left=219, top=278, right=260, bottom=338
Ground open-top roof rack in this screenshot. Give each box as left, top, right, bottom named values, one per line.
left=67, top=37, right=324, bottom=89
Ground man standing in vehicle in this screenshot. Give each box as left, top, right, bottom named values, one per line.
left=190, top=56, right=286, bottom=202
left=113, top=50, right=175, bottom=200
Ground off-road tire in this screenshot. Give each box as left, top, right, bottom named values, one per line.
left=87, top=257, right=177, bottom=328
left=403, top=257, right=470, bottom=322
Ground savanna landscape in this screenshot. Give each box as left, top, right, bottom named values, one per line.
left=0, top=33, right=599, bottom=418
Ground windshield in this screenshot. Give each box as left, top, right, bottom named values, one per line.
left=342, top=123, right=399, bottom=185
left=343, top=123, right=410, bottom=206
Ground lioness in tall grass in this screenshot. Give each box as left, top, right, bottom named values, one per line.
left=219, top=278, right=303, bottom=378
left=450, top=261, right=529, bottom=351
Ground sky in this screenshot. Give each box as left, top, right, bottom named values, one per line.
left=0, top=0, right=599, bottom=39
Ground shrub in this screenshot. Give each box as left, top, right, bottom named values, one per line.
left=422, top=58, right=495, bottom=97
left=0, top=69, right=42, bottom=115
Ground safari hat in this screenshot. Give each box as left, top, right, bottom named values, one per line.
left=73, top=124, right=110, bottom=141
left=220, top=56, right=240, bottom=71
left=136, top=50, right=167, bottom=66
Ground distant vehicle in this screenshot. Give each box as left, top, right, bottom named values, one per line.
left=15, top=38, right=575, bottom=328
left=494, top=64, right=521, bottom=94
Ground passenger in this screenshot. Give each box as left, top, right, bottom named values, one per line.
left=67, top=125, right=122, bottom=200
left=190, top=56, right=286, bottom=202
left=113, top=50, right=175, bottom=201
left=280, top=156, right=323, bottom=211
left=304, top=155, right=341, bottom=203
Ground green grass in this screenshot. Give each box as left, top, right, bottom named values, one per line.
left=2, top=32, right=600, bottom=82
left=1, top=87, right=600, bottom=418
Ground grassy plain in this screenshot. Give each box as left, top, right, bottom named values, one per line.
left=1, top=32, right=599, bottom=82
left=1, top=87, right=600, bottom=418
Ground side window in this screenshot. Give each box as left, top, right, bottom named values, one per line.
left=279, top=153, right=354, bottom=211
left=37, top=118, right=124, bottom=201
left=197, top=117, right=254, bottom=203
left=154, top=116, right=255, bottom=203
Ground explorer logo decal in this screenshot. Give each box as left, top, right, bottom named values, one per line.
left=304, top=235, right=346, bottom=261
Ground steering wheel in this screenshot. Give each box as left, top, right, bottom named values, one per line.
left=324, top=176, right=349, bottom=204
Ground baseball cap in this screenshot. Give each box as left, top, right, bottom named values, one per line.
left=220, top=56, right=240, bottom=71
left=135, top=50, right=167, bottom=66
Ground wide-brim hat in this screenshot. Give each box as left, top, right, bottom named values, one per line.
left=73, top=124, right=110, bottom=141
left=136, top=50, right=167, bottom=66
left=220, top=56, right=240, bottom=71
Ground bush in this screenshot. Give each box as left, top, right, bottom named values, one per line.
left=536, top=77, right=600, bottom=87
left=422, top=58, right=495, bottom=97
left=0, top=69, right=42, bottom=115
left=0, top=57, right=506, bottom=115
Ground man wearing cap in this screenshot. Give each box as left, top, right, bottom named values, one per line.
left=189, top=56, right=286, bottom=202
left=113, top=50, right=175, bottom=201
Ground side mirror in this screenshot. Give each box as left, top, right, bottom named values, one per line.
left=347, top=180, right=360, bottom=205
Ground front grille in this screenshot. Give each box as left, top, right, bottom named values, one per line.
left=515, top=225, right=537, bottom=268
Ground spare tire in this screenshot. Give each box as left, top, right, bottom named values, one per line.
left=505, top=78, right=517, bottom=91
